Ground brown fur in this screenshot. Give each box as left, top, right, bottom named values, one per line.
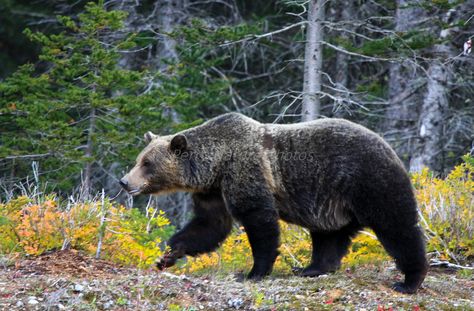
left=121, top=112, right=428, bottom=294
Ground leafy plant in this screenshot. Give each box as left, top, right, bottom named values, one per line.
left=413, top=154, right=474, bottom=264
left=0, top=195, right=173, bottom=268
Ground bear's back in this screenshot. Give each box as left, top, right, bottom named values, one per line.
left=268, top=118, right=401, bottom=166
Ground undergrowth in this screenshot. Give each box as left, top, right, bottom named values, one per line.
left=0, top=193, right=173, bottom=268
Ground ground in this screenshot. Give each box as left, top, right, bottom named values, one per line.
left=0, top=250, right=472, bottom=310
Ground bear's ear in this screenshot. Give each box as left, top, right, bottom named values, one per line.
left=144, top=131, right=157, bottom=144
left=170, top=134, right=188, bottom=154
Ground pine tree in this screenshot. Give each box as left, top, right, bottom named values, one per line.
left=0, top=2, right=167, bottom=195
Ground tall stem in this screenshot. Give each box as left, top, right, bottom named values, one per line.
left=83, top=107, right=96, bottom=198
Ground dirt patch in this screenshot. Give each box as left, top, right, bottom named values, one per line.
left=13, top=250, right=129, bottom=279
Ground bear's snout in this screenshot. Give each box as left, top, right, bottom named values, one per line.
left=119, top=174, right=143, bottom=195
left=119, top=177, right=129, bottom=190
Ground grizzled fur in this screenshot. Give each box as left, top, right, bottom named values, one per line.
left=121, top=113, right=428, bottom=294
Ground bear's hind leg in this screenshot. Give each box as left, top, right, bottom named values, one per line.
left=298, top=224, right=360, bottom=277
left=372, top=225, right=428, bottom=294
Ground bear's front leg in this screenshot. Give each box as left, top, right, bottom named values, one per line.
left=156, top=245, right=185, bottom=270
left=232, top=203, right=280, bottom=280
left=157, top=191, right=232, bottom=270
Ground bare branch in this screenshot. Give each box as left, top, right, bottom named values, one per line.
left=2, top=153, right=52, bottom=160
left=218, top=21, right=307, bottom=48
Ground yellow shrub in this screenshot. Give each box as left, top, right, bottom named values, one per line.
left=0, top=196, right=31, bottom=254
left=343, top=231, right=388, bottom=267
left=16, top=200, right=64, bottom=255
left=413, top=155, right=474, bottom=264
left=177, top=227, right=253, bottom=274
left=0, top=196, right=172, bottom=268
left=102, top=207, right=171, bottom=268
left=275, top=221, right=311, bottom=274
left=176, top=222, right=388, bottom=275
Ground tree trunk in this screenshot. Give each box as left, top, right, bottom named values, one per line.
left=409, top=9, right=457, bottom=172
left=383, top=0, right=426, bottom=165
left=409, top=61, right=450, bottom=172
left=333, top=0, right=354, bottom=117
left=157, top=0, right=180, bottom=67
left=154, top=0, right=184, bottom=123
left=301, top=0, right=325, bottom=122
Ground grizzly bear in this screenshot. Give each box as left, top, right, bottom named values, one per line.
left=120, top=113, right=428, bottom=294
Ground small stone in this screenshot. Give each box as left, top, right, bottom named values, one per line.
left=28, top=297, right=39, bottom=305
left=227, top=298, right=243, bottom=309
left=104, top=300, right=114, bottom=309
left=74, top=284, right=84, bottom=292
left=295, top=294, right=304, bottom=300
left=16, top=301, right=24, bottom=307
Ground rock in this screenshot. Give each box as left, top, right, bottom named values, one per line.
left=16, top=301, right=24, bottom=307
left=227, top=298, right=243, bottom=309
left=161, top=272, right=187, bottom=280
left=103, top=300, right=114, bottom=309
left=74, top=284, right=84, bottom=292
left=27, top=297, right=39, bottom=305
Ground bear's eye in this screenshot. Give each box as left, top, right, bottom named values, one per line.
left=142, top=160, right=151, bottom=167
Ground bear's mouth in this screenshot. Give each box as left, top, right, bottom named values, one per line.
left=127, top=182, right=154, bottom=196
left=128, top=188, right=141, bottom=196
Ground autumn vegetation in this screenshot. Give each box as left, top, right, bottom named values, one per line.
left=1, top=155, right=472, bottom=277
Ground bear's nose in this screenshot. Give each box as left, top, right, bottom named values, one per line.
left=119, top=178, right=128, bottom=190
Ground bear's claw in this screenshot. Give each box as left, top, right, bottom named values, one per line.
left=156, top=252, right=178, bottom=270
left=391, top=282, right=418, bottom=294
left=292, top=266, right=332, bottom=277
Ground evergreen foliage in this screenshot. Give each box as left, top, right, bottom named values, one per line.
left=0, top=2, right=233, bottom=194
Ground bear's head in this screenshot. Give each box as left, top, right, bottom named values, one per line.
left=120, top=131, right=194, bottom=196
